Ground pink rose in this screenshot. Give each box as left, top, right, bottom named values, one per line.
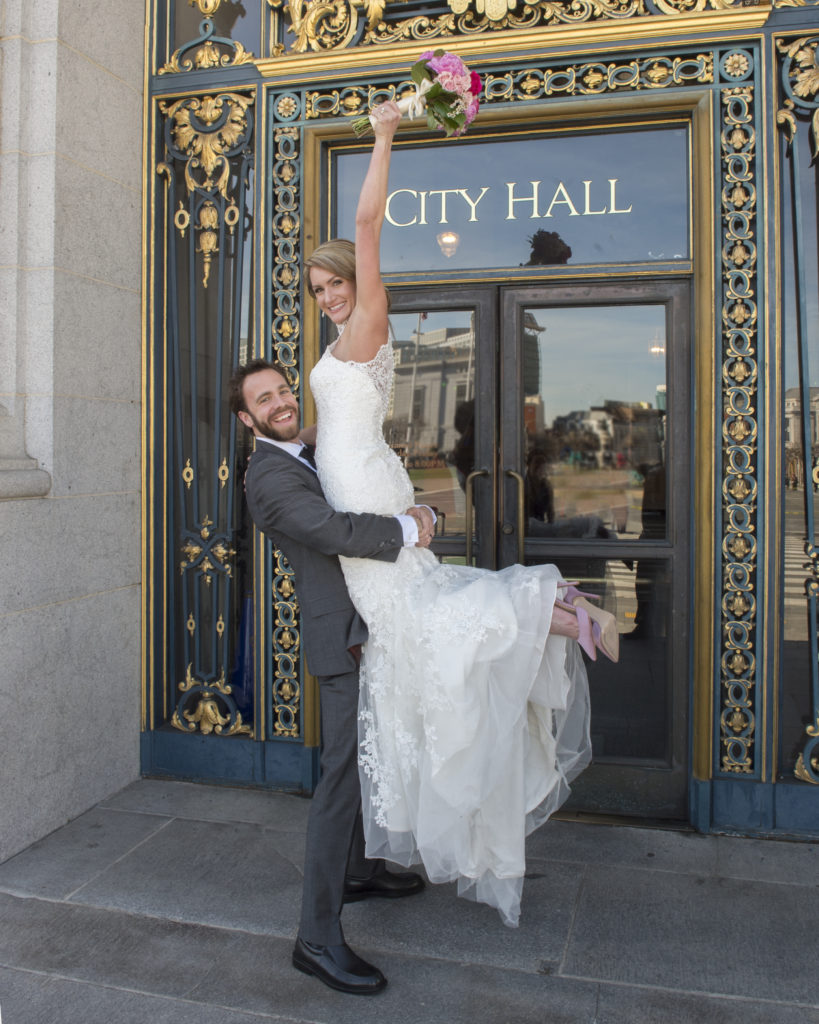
left=436, top=69, right=471, bottom=95
left=464, top=96, right=480, bottom=124
left=427, top=52, right=468, bottom=78
left=470, top=71, right=482, bottom=96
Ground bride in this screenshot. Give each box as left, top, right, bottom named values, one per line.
left=304, top=101, right=616, bottom=927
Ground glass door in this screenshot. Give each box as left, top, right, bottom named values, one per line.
left=388, top=288, right=498, bottom=570
left=389, top=280, right=691, bottom=820
left=501, top=281, right=691, bottom=818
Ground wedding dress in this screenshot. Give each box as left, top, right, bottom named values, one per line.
left=309, top=336, right=592, bottom=927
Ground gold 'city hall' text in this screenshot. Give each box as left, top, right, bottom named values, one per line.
left=384, top=180, right=633, bottom=227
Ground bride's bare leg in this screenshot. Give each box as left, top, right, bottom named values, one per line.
left=550, top=602, right=580, bottom=640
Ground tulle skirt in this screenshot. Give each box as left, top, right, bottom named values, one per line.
left=341, top=548, right=592, bottom=927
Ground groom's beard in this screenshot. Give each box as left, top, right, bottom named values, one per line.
left=248, top=408, right=301, bottom=442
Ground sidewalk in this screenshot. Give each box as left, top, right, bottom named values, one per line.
left=1, top=778, right=818, bottom=1024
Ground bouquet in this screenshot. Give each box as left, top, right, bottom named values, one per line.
left=352, top=50, right=482, bottom=138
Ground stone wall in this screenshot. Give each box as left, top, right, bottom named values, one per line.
left=0, top=0, right=144, bottom=861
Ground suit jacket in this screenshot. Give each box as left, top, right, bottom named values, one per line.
left=244, top=440, right=404, bottom=677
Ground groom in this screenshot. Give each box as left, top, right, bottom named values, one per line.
left=228, top=359, right=430, bottom=996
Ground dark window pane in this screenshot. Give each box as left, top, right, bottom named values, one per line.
left=335, top=124, right=689, bottom=272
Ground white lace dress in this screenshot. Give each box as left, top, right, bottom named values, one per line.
left=310, top=338, right=591, bottom=927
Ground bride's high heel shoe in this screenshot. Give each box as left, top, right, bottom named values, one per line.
left=558, top=583, right=620, bottom=664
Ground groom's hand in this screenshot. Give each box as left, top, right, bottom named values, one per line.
left=405, top=505, right=434, bottom=547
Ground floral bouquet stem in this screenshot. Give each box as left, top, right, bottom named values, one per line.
left=352, top=50, right=481, bottom=138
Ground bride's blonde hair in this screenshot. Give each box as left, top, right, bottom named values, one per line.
left=305, top=238, right=391, bottom=310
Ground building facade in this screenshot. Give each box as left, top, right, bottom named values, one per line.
left=3, top=0, right=819, bottom=862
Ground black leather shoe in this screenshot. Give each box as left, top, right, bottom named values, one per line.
left=292, top=937, right=386, bottom=995
left=344, top=868, right=425, bottom=903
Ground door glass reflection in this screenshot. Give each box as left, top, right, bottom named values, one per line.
left=522, top=305, right=672, bottom=764
left=522, top=305, right=667, bottom=545
left=388, top=311, right=475, bottom=537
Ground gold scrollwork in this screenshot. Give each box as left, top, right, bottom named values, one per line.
left=218, top=457, right=230, bottom=487
left=481, top=54, right=713, bottom=103
left=719, top=85, right=758, bottom=775
left=305, top=54, right=713, bottom=134
left=262, top=0, right=768, bottom=53
left=160, top=38, right=254, bottom=75
left=272, top=548, right=301, bottom=737
left=361, top=0, right=746, bottom=48
left=271, top=124, right=301, bottom=383
left=182, top=457, right=195, bottom=489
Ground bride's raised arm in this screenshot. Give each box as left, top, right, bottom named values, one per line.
left=334, top=101, right=401, bottom=363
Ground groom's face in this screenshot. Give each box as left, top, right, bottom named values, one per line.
left=238, top=369, right=301, bottom=442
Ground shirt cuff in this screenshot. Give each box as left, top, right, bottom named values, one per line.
left=394, top=514, right=419, bottom=546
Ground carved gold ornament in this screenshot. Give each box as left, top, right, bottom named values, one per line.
left=269, top=0, right=385, bottom=52
left=724, top=53, right=750, bottom=78
left=172, top=664, right=252, bottom=736
left=160, top=93, right=253, bottom=196
left=448, top=0, right=536, bottom=22
left=777, top=38, right=819, bottom=156
left=159, top=92, right=253, bottom=287
left=179, top=515, right=237, bottom=583
left=267, top=0, right=761, bottom=52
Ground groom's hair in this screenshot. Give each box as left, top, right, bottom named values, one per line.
left=228, top=359, right=294, bottom=417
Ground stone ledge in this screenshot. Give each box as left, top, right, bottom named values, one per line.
left=0, top=460, right=52, bottom=499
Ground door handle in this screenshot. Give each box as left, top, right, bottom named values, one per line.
left=505, top=469, right=525, bottom=565
left=464, top=469, right=489, bottom=566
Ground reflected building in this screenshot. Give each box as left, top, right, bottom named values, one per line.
left=784, top=386, right=819, bottom=449
left=389, top=326, right=475, bottom=459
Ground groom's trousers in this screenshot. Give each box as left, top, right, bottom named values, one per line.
left=298, top=667, right=376, bottom=946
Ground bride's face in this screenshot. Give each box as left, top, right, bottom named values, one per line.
left=309, top=266, right=357, bottom=326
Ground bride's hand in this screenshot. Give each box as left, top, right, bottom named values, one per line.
left=371, top=101, right=401, bottom=139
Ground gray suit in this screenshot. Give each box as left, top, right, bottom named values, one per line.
left=244, top=440, right=404, bottom=945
